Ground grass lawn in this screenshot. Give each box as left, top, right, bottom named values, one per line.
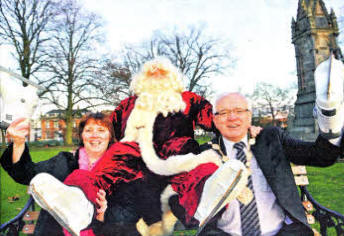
left=306, top=164, right=344, bottom=213
left=1, top=146, right=74, bottom=224
left=305, top=164, right=344, bottom=235
left=1, top=145, right=343, bottom=235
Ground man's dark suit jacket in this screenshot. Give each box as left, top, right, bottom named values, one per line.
left=199, top=126, right=342, bottom=235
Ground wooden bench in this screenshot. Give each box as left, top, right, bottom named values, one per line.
left=22, top=209, right=40, bottom=234
left=292, top=165, right=344, bottom=236
left=293, top=165, right=319, bottom=234
left=1, top=166, right=344, bottom=236
left=0, top=196, right=40, bottom=235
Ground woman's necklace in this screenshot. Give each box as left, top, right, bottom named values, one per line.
left=88, top=158, right=97, bottom=170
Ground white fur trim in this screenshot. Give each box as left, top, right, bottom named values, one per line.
left=147, top=221, right=164, bottom=236
left=136, top=218, right=149, bottom=236
left=160, top=185, right=178, bottom=235
left=160, top=185, right=177, bottom=213
left=138, top=125, right=222, bottom=175
left=122, top=108, right=157, bottom=142
left=136, top=186, right=178, bottom=236
left=161, top=211, right=178, bottom=236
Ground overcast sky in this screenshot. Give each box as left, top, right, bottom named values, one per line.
left=81, top=0, right=344, bottom=97
left=1, top=0, right=343, bottom=102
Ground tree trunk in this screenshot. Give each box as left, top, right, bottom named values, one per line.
left=65, top=113, right=73, bottom=146
left=65, top=67, right=74, bottom=146
left=1, top=129, right=7, bottom=155
left=65, top=89, right=74, bottom=146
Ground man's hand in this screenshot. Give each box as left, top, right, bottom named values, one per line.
left=95, top=189, right=107, bottom=222
left=249, top=126, right=262, bottom=138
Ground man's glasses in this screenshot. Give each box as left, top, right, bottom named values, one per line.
left=215, top=109, right=250, bottom=119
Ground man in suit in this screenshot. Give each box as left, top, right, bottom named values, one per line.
left=196, top=92, right=343, bottom=236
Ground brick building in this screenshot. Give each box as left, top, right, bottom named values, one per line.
left=40, top=109, right=89, bottom=142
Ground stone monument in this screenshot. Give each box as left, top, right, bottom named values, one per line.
left=289, top=0, right=343, bottom=140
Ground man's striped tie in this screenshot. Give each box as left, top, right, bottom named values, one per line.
left=234, top=141, right=261, bottom=236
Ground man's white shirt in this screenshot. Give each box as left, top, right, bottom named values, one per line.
left=217, top=137, right=287, bottom=236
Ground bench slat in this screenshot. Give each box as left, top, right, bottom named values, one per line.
left=292, top=165, right=307, bottom=175
left=302, top=201, right=314, bottom=211
left=294, top=176, right=309, bottom=186
left=23, top=211, right=40, bottom=221
left=306, top=214, right=315, bottom=224
left=22, top=224, right=35, bottom=234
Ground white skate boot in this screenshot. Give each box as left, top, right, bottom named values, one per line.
left=194, top=159, right=249, bottom=226
left=313, top=54, right=344, bottom=138
left=29, top=173, right=94, bottom=236
left=0, top=67, right=40, bottom=129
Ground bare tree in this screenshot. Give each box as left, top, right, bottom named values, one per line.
left=158, top=28, right=231, bottom=96
left=40, top=0, right=104, bottom=145
left=93, top=59, right=133, bottom=105
left=0, top=0, right=56, bottom=84
left=249, top=82, right=296, bottom=126
left=104, top=27, right=234, bottom=98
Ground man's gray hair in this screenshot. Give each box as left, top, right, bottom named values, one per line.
left=213, top=92, right=252, bottom=114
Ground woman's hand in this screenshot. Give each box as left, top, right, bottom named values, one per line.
left=249, top=126, right=262, bottom=138
left=6, top=118, right=30, bottom=163
left=6, top=118, right=29, bottom=144
left=95, top=189, right=107, bottom=222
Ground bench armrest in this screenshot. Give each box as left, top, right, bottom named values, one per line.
left=300, top=186, right=344, bottom=236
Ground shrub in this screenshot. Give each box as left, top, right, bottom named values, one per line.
left=28, top=140, right=63, bottom=147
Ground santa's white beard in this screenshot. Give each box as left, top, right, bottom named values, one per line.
left=135, top=90, right=186, bottom=117
left=122, top=89, right=185, bottom=143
